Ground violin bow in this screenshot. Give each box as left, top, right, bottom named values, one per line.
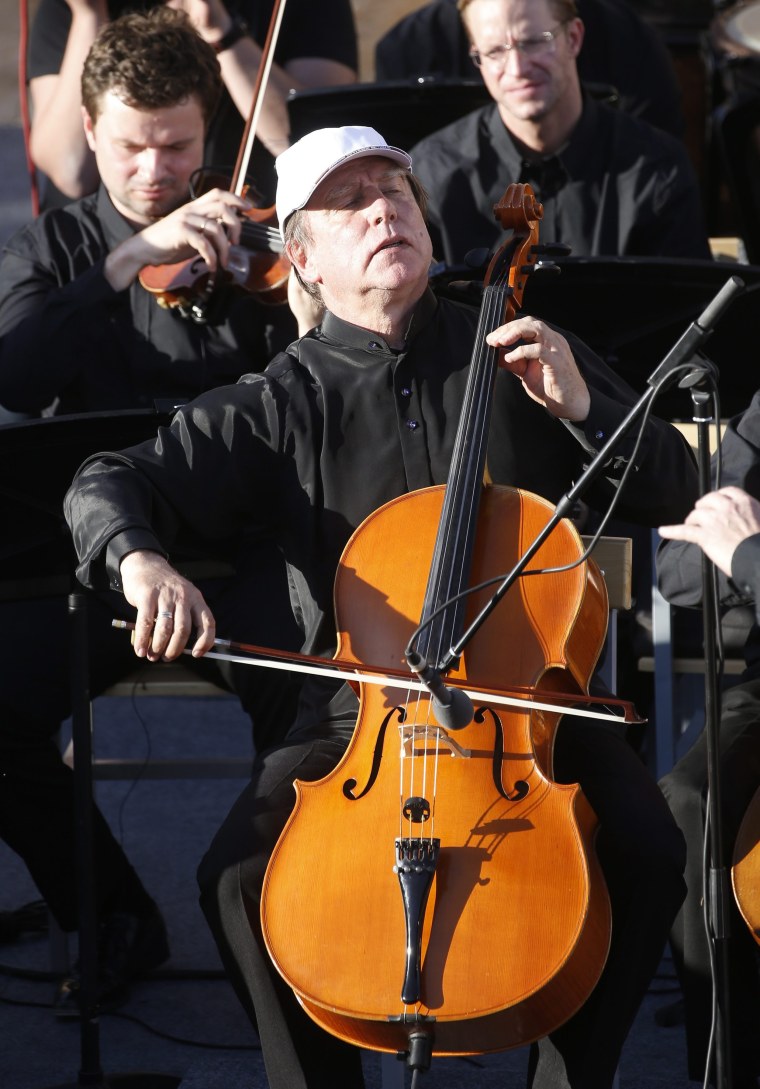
left=231, top=0, right=288, bottom=197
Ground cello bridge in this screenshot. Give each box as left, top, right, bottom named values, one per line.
left=401, top=724, right=471, bottom=759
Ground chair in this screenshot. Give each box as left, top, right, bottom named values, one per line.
left=62, top=661, right=252, bottom=782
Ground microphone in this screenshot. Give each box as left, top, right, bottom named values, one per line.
left=648, top=275, right=744, bottom=390
left=406, top=651, right=474, bottom=731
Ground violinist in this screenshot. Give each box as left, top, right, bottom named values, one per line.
left=0, top=7, right=302, bottom=1016
left=64, top=124, right=696, bottom=1089
left=26, top=0, right=357, bottom=210
left=0, top=6, right=299, bottom=417
left=658, top=418, right=760, bottom=1086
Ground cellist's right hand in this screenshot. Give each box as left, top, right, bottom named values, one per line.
left=119, top=549, right=216, bottom=662
left=104, top=188, right=250, bottom=292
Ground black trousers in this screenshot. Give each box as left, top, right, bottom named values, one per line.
left=0, top=546, right=301, bottom=933
left=659, top=677, right=760, bottom=1083
left=197, top=713, right=687, bottom=1089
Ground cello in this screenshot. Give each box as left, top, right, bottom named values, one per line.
left=259, top=184, right=612, bottom=1072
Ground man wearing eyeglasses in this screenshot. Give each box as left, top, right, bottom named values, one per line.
left=410, top=0, right=711, bottom=268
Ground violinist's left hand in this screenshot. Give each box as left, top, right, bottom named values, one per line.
left=487, top=315, right=591, bottom=422
left=104, top=188, right=250, bottom=293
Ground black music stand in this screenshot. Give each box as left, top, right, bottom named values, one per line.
left=286, top=78, right=491, bottom=153
left=0, top=411, right=182, bottom=1089
left=286, top=77, right=619, bottom=157
left=434, top=254, right=760, bottom=420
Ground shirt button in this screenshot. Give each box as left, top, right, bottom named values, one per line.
left=400, top=387, right=411, bottom=397
left=595, top=430, right=604, bottom=441
left=406, top=419, right=419, bottom=430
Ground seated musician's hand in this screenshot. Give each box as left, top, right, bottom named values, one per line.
left=659, top=486, right=760, bottom=577
left=119, top=550, right=216, bottom=662
left=487, top=316, right=591, bottom=422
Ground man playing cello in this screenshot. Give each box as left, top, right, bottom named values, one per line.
left=65, top=125, right=694, bottom=1088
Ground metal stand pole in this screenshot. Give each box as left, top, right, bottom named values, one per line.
left=691, top=390, right=733, bottom=1089
left=42, top=590, right=179, bottom=1089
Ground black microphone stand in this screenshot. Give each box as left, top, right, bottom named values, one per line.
left=687, top=385, right=733, bottom=1089
left=438, top=277, right=744, bottom=669
left=427, top=276, right=743, bottom=1089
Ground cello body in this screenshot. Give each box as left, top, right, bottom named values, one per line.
left=261, top=483, right=612, bottom=1056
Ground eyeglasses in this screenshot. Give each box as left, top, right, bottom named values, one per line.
left=469, top=21, right=569, bottom=68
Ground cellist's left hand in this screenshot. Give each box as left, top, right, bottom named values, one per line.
left=487, top=315, right=591, bottom=423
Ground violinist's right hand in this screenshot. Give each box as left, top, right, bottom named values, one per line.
left=119, top=549, right=217, bottom=662
left=104, top=187, right=251, bottom=292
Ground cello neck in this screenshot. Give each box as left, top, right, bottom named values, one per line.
left=416, top=199, right=541, bottom=671
left=416, top=278, right=510, bottom=668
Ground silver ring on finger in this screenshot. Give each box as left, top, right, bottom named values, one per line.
left=159, top=611, right=173, bottom=619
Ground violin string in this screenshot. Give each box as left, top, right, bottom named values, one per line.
left=240, top=222, right=282, bottom=242
left=239, top=221, right=285, bottom=254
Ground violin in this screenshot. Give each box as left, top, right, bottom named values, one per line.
left=138, top=0, right=290, bottom=315
left=138, top=180, right=289, bottom=312
left=258, top=185, right=612, bottom=1070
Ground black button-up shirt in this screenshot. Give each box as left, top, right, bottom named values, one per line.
left=411, top=97, right=711, bottom=267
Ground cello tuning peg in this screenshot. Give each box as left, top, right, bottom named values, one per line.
left=531, top=242, right=572, bottom=257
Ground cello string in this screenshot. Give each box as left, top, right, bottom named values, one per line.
left=429, top=267, right=510, bottom=673
left=416, top=264, right=511, bottom=850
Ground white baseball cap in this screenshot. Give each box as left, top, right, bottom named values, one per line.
left=275, top=125, right=412, bottom=236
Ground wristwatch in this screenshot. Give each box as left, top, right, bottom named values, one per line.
left=212, top=17, right=249, bottom=54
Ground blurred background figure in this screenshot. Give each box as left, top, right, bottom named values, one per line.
left=409, top=0, right=710, bottom=268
